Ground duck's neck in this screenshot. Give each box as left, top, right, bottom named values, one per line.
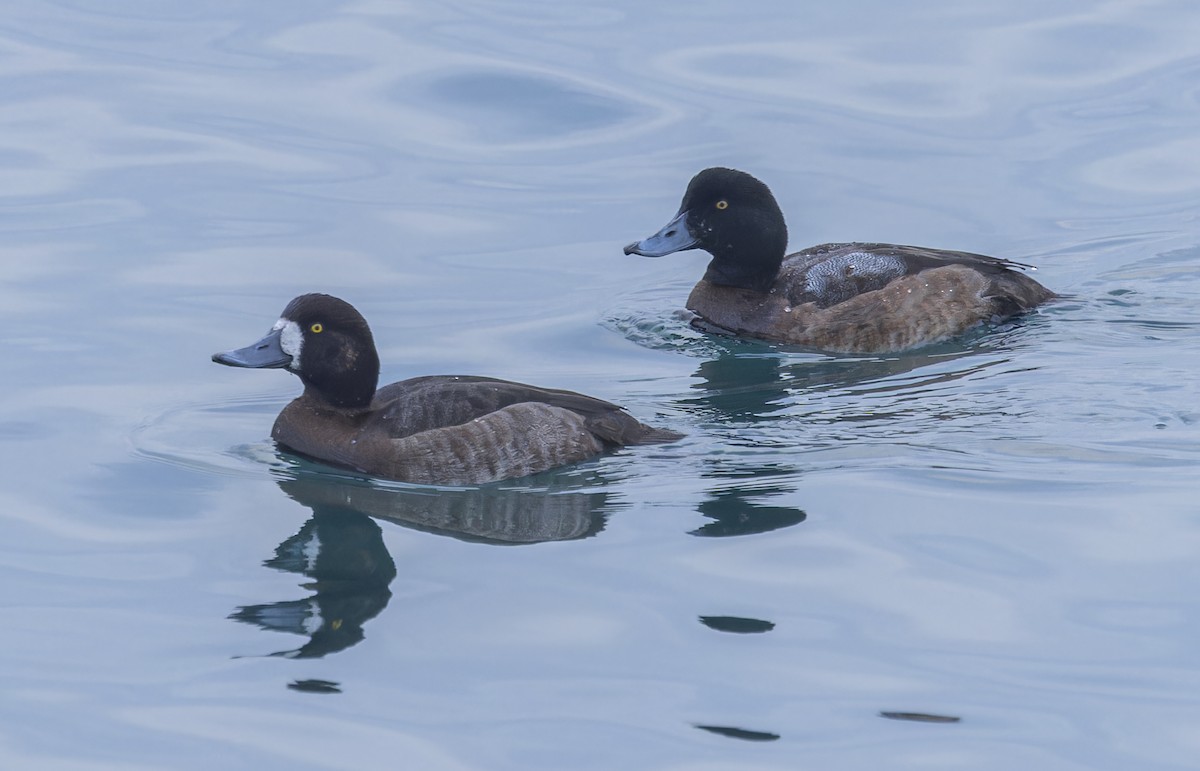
left=702, top=242, right=785, bottom=293
left=299, top=353, right=380, bottom=410
left=701, top=212, right=788, bottom=293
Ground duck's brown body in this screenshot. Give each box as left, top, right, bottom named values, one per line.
left=272, top=376, right=676, bottom=486
left=686, top=242, right=1055, bottom=354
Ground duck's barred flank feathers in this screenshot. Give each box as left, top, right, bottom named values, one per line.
left=372, top=404, right=606, bottom=486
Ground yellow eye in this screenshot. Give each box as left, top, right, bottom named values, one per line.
left=715, top=200, right=728, bottom=210
left=310, top=323, right=323, bottom=334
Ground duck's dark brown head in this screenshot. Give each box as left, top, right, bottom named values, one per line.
left=624, top=167, right=789, bottom=293
left=213, top=293, right=380, bottom=410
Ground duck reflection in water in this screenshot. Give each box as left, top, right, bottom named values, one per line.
left=691, top=476, right=807, bottom=538
left=683, top=342, right=1018, bottom=538
left=230, top=504, right=395, bottom=659
left=231, top=461, right=612, bottom=659
left=683, top=339, right=994, bottom=425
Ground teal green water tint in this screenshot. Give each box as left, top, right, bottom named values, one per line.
left=2, top=2, right=1200, bottom=769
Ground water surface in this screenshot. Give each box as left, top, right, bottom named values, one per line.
left=2, top=1, right=1200, bottom=769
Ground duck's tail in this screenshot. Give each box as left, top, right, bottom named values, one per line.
left=585, top=411, right=683, bottom=447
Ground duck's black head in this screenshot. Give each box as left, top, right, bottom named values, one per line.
left=213, top=293, right=381, bottom=410
left=624, top=167, right=788, bottom=292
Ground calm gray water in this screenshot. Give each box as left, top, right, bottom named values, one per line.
left=2, top=2, right=1199, bottom=769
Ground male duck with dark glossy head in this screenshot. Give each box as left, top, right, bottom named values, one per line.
left=624, top=167, right=1056, bottom=354
left=212, top=293, right=680, bottom=485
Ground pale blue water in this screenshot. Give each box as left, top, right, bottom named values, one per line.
left=2, top=2, right=1200, bottom=769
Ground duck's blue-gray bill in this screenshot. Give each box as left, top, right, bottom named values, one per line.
left=623, top=210, right=699, bottom=257
left=212, top=327, right=291, bottom=368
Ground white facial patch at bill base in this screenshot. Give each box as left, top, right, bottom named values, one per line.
left=275, top=318, right=304, bottom=370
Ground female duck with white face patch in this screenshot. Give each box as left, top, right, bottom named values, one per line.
left=624, top=167, right=1056, bottom=354
left=213, top=293, right=680, bottom=486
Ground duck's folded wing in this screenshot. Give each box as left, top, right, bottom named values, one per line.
left=371, top=376, right=678, bottom=445
left=783, top=242, right=1050, bottom=309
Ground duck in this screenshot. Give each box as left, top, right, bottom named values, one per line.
left=212, top=293, right=680, bottom=485
left=624, top=167, right=1056, bottom=354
